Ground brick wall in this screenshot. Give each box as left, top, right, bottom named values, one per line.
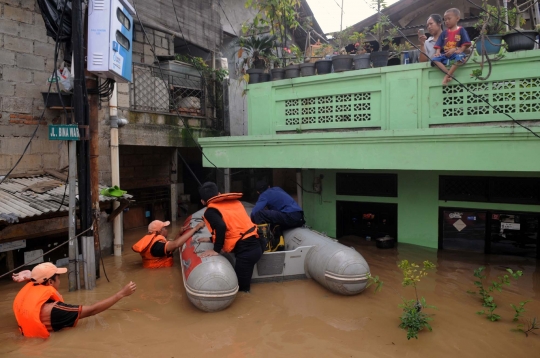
left=0, top=1, right=112, bottom=185
left=117, top=24, right=174, bottom=111
left=119, top=145, right=173, bottom=190
left=132, top=24, right=174, bottom=65
left=0, top=1, right=67, bottom=175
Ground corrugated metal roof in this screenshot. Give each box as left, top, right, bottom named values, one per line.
left=0, top=174, right=131, bottom=224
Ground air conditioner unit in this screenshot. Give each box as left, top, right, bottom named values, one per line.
left=87, top=0, right=135, bottom=83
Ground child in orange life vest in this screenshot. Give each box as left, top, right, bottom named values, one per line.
left=12, top=262, right=136, bottom=338
left=431, top=8, right=471, bottom=85
left=132, top=219, right=206, bottom=268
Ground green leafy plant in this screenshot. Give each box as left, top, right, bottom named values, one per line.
left=399, top=297, right=435, bottom=340
left=470, top=266, right=523, bottom=322
left=312, top=43, right=332, bottom=58
left=363, top=0, right=397, bottom=52
left=288, top=44, right=305, bottom=64
left=264, top=53, right=281, bottom=68
left=236, top=35, right=277, bottom=70
left=366, top=273, right=384, bottom=292
left=511, top=300, right=531, bottom=321
left=245, top=0, right=301, bottom=67
left=174, top=55, right=229, bottom=83
left=511, top=0, right=535, bottom=30
left=331, top=26, right=354, bottom=54
left=397, top=260, right=436, bottom=340
left=475, top=1, right=508, bottom=35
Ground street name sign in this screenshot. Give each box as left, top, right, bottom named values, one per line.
left=49, top=124, right=80, bottom=141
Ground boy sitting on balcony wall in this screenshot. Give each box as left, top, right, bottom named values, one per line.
left=432, top=8, right=471, bottom=85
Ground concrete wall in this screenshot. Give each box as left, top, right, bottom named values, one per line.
left=219, top=0, right=260, bottom=136
left=221, top=36, right=248, bottom=136
left=0, top=0, right=68, bottom=175
left=302, top=169, right=540, bottom=249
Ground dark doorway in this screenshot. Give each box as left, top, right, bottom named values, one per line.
left=439, top=207, right=539, bottom=258
left=336, top=201, right=398, bottom=240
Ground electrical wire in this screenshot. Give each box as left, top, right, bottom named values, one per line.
left=87, top=78, right=116, bottom=102
left=0, top=0, right=70, bottom=185
left=131, top=0, right=244, bottom=185
left=288, top=178, right=321, bottom=194
left=217, top=1, right=239, bottom=37
left=466, top=0, right=540, bottom=44
left=0, top=227, right=93, bottom=280
left=361, top=0, right=540, bottom=140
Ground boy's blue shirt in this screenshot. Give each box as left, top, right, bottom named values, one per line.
left=434, top=27, right=471, bottom=53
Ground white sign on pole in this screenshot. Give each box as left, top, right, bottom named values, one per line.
left=24, top=249, right=44, bottom=266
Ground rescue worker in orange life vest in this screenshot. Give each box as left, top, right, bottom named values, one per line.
left=132, top=219, right=206, bottom=268
left=199, top=182, right=263, bottom=293
left=12, top=262, right=136, bottom=338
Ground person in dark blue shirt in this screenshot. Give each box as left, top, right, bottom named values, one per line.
left=251, top=180, right=305, bottom=230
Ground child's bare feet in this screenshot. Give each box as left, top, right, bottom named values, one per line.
left=442, top=74, right=452, bottom=86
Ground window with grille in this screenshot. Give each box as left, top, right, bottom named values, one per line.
left=336, top=173, right=397, bottom=197
left=439, top=176, right=540, bottom=204
left=441, top=77, right=540, bottom=118
left=284, top=92, right=372, bottom=126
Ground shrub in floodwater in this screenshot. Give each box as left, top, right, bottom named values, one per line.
left=397, top=260, right=436, bottom=340
left=366, top=273, right=383, bottom=292
left=513, top=317, right=539, bottom=337
left=399, top=297, right=436, bottom=340
left=511, top=300, right=530, bottom=322
left=509, top=300, right=538, bottom=337
left=470, top=266, right=523, bottom=322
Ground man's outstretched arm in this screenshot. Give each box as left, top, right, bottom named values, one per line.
left=165, top=221, right=206, bottom=253
left=79, top=281, right=136, bottom=319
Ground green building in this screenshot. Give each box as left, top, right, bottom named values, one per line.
left=199, top=51, right=540, bottom=258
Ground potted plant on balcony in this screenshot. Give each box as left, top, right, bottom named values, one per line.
left=364, top=0, right=397, bottom=68
left=313, top=44, right=333, bottom=75
left=290, top=45, right=316, bottom=77
left=283, top=45, right=302, bottom=79
left=503, top=0, right=538, bottom=52
left=237, top=35, right=276, bottom=84
left=349, top=31, right=371, bottom=70
left=330, top=26, right=355, bottom=72
left=245, top=0, right=302, bottom=70
left=265, top=53, right=284, bottom=81
left=474, top=1, right=509, bottom=56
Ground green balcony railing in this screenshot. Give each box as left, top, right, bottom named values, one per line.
left=246, top=50, right=540, bottom=135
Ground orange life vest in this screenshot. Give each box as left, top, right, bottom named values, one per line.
left=13, top=282, right=64, bottom=338
left=203, top=193, right=258, bottom=253
left=132, top=234, right=174, bottom=268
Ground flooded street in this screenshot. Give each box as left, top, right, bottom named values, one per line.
left=1, top=225, right=540, bottom=357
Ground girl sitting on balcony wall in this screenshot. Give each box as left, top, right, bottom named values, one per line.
left=418, top=14, right=444, bottom=62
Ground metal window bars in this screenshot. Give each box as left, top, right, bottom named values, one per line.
left=130, top=63, right=206, bottom=117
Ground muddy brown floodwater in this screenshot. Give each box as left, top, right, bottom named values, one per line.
left=1, top=224, right=540, bottom=357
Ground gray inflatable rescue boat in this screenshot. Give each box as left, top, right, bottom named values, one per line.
left=180, top=203, right=370, bottom=312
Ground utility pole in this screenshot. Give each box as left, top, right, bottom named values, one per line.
left=72, top=0, right=95, bottom=289
left=341, top=0, right=344, bottom=32
left=88, top=72, right=100, bottom=279
left=68, top=131, right=78, bottom=291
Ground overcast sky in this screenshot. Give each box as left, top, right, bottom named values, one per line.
left=306, top=0, right=400, bottom=34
